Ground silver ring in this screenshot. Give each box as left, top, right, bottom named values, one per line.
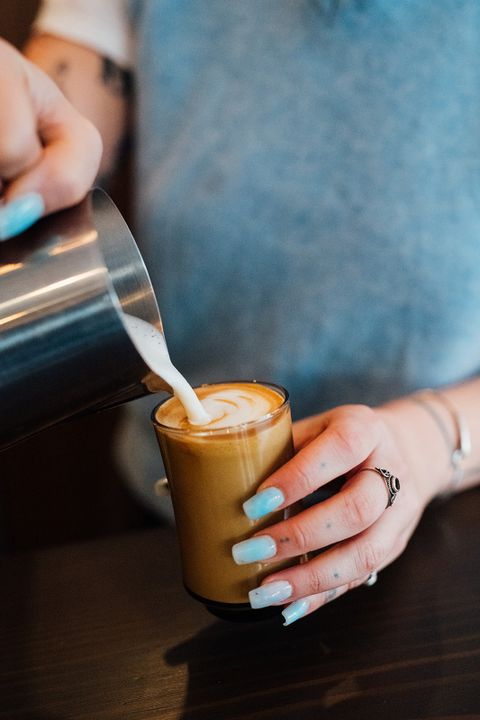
left=363, top=466, right=400, bottom=508
left=364, top=571, right=378, bottom=587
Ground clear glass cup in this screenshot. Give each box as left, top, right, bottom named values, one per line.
left=151, top=381, right=294, bottom=620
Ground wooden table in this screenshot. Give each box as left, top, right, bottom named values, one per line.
left=1, top=489, right=479, bottom=720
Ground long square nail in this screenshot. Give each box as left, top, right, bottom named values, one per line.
left=232, top=535, right=276, bottom=565
left=243, top=487, right=284, bottom=520
left=0, top=193, right=44, bottom=241
left=248, top=580, right=292, bottom=609
left=282, top=598, right=310, bottom=626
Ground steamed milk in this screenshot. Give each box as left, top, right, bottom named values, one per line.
left=122, top=314, right=210, bottom=425
left=123, top=314, right=278, bottom=429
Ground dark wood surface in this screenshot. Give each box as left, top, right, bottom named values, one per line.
left=1, top=489, right=479, bottom=720
left=0, top=407, right=155, bottom=551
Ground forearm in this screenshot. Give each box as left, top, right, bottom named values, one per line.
left=24, top=34, right=130, bottom=178
left=379, top=377, right=480, bottom=503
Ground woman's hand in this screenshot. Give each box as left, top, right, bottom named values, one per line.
left=0, top=39, right=102, bottom=240
left=232, top=402, right=447, bottom=626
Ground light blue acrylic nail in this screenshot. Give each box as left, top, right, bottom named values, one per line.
left=243, top=486, right=285, bottom=520
left=0, top=193, right=45, bottom=241
left=282, top=598, right=310, bottom=626
left=232, top=535, right=276, bottom=565
left=248, top=580, right=292, bottom=609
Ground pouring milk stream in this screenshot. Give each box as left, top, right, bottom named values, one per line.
left=123, top=314, right=277, bottom=428
left=122, top=314, right=211, bottom=425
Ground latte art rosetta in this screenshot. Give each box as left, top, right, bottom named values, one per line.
left=156, top=383, right=284, bottom=430
left=200, top=386, right=281, bottom=428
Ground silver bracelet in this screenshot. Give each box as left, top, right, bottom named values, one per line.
left=412, top=389, right=471, bottom=491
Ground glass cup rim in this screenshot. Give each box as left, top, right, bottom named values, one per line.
left=151, top=380, right=290, bottom=436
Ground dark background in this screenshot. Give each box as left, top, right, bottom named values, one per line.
left=0, top=1, right=154, bottom=551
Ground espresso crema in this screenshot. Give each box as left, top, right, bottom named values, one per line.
left=155, top=382, right=284, bottom=430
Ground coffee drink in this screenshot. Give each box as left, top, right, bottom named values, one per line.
left=152, top=381, right=294, bottom=616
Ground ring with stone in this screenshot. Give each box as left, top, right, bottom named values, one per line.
left=363, top=466, right=401, bottom=508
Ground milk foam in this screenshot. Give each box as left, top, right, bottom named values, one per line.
left=199, top=386, right=280, bottom=428
left=122, top=314, right=211, bottom=425
left=156, top=383, right=283, bottom=430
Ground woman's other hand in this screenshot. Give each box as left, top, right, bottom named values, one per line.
left=0, top=38, right=102, bottom=240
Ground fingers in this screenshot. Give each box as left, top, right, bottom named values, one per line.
left=243, top=405, right=381, bottom=520
left=5, top=61, right=102, bottom=214
left=281, top=586, right=350, bottom=626
left=0, top=41, right=43, bottom=180
left=0, top=44, right=102, bottom=239
left=233, top=469, right=389, bottom=562
left=281, top=527, right=412, bottom=626
left=248, top=494, right=410, bottom=617
left=244, top=463, right=418, bottom=625
left=275, top=526, right=391, bottom=600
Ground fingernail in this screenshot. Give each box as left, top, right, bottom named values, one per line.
left=282, top=598, right=310, bottom=626
left=243, top=486, right=285, bottom=520
left=0, top=193, right=45, bottom=240
left=232, top=535, right=277, bottom=565
left=248, top=580, right=292, bottom=609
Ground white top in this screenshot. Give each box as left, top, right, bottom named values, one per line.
left=33, top=0, right=132, bottom=68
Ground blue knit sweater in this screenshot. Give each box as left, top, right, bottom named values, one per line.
left=130, top=0, right=480, bottom=419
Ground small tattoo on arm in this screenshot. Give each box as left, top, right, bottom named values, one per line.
left=53, top=59, right=70, bottom=95
left=100, top=57, right=132, bottom=98
left=55, top=60, right=69, bottom=76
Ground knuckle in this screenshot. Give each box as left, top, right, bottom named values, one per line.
left=332, top=405, right=377, bottom=458
left=355, top=539, right=385, bottom=576
left=348, top=404, right=377, bottom=424
left=341, top=487, right=378, bottom=531
left=305, top=567, right=329, bottom=596
left=347, top=576, right=365, bottom=591
left=286, top=517, right=313, bottom=554
left=83, top=118, right=103, bottom=161
left=0, top=132, right=36, bottom=176
left=289, top=454, right=316, bottom=496
left=332, top=420, right=359, bottom=456
left=49, top=119, right=102, bottom=208
left=60, top=171, right=85, bottom=206
left=49, top=163, right=88, bottom=207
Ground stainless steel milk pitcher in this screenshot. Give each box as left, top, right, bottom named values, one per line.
left=0, top=188, right=169, bottom=450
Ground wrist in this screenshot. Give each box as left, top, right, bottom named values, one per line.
left=376, top=397, right=453, bottom=505
left=412, top=389, right=471, bottom=496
